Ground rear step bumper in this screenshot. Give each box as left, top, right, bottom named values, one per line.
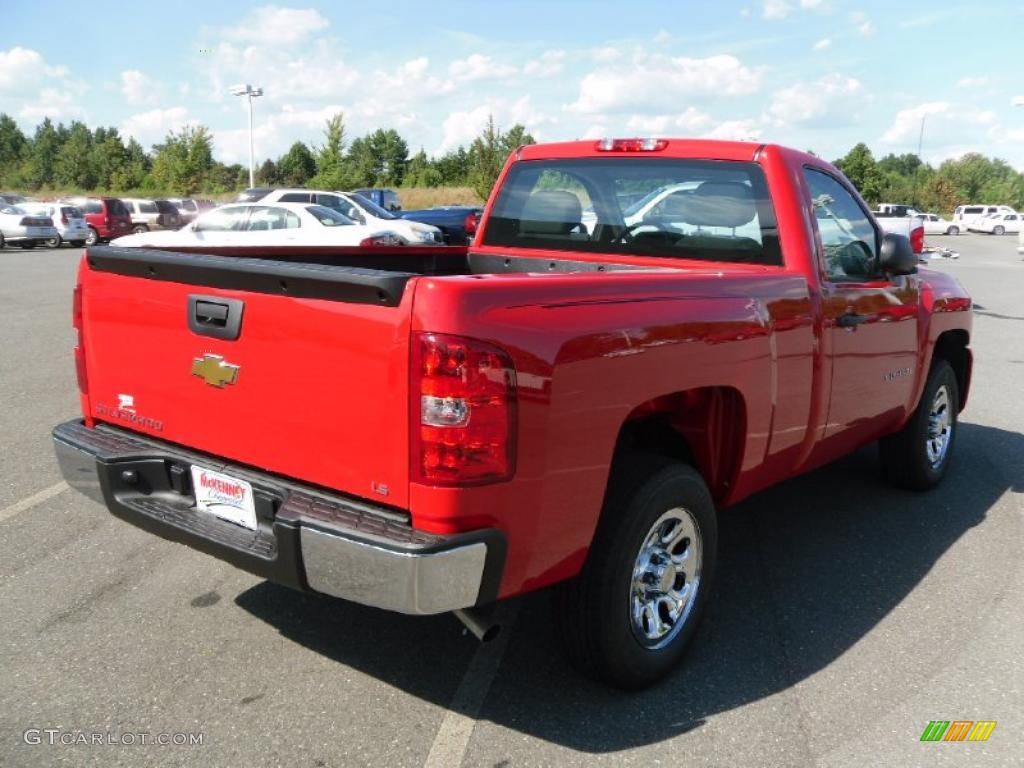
left=52, top=420, right=505, bottom=615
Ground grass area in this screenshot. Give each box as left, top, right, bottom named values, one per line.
left=396, top=187, right=483, bottom=209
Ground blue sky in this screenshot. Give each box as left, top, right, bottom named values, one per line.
left=3, top=0, right=1023, bottom=169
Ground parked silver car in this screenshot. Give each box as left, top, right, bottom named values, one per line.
left=0, top=204, right=59, bottom=248
left=19, top=202, right=90, bottom=247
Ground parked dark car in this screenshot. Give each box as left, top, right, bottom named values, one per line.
left=62, top=196, right=133, bottom=245
left=399, top=206, right=482, bottom=245
left=352, top=188, right=401, bottom=212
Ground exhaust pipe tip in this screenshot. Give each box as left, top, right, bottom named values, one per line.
left=454, top=607, right=501, bottom=643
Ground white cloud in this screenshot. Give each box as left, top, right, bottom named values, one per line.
left=523, top=50, right=566, bottom=77
left=120, top=107, right=197, bottom=149
left=740, top=7, right=752, bottom=17
left=120, top=70, right=160, bottom=106
left=763, top=0, right=792, bottom=19
left=813, top=38, right=832, bottom=51
left=769, top=74, right=863, bottom=127
left=653, top=29, right=672, bottom=44
left=625, top=108, right=713, bottom=134
left=955, top=76, right=989, bottom=89
left=449, top=54, right=518, bottom=82
left=849, top=11, right=874, bottom=36
left=880, top=102, right=999, bottom=147
left=0, top=47, right=69, bottom=92
left=568, top=54, right=763, bottom=114
left=702, top=119, right=764, bottom=141
left=800, top=0, right=827, bottom=8
left=590, top=46, right=622, bottom=63
left=434, top=96, right=553, bottom=155
left=223, top=6, right=329, bottom=47
left=18, top=88, right=84, bottom=123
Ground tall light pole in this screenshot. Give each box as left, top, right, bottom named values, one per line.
left=230, top=84, right=263, bottom=188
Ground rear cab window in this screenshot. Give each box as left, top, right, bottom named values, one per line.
left=481, top=158, right=781, bottom=265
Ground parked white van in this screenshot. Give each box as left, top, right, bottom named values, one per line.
left=953, top=204, right=1017, bottom=227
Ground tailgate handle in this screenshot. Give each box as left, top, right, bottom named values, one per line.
left=188, top=295, right=244, bottom=341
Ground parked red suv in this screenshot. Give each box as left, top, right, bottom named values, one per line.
left=64, top=197, right=133, bottom=245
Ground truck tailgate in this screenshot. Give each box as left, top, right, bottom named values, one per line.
left=79, top=248, right=415, bottom=509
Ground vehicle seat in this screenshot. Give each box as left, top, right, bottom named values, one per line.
left=520, top=190, right=586, bottom=238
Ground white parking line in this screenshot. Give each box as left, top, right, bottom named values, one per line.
left=423, top=603, right=520, bottom=768
left=0, top=481, right=68, bottom=523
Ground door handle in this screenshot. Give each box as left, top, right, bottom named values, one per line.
left=187, top=294, right=244, bottom=341
left=837, top=312, right=869, bottom=328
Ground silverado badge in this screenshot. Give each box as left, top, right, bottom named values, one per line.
left=191, top=354, right=240, bottom=388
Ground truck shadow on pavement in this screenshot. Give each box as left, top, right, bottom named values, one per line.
left=236, top=421, right=1022, bottom=753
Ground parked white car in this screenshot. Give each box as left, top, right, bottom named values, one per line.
left=18, top=202, right=90, bottom=246
left=968, top=212, right=1021, bottom=235
left=110, top=202, right=404, bottom=248
left=919, top=212, right=960, bottom=235
left=953, top=204, right=1017, bottom=227
left=0, top=204, right=59, bottom=248
left=239, top=188, right=442, bottom=244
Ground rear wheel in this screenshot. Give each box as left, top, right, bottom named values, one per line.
left=0, top=233, right=5, bottom=248
left=132, top=224, right=148, bottom=234
left=85, top=227, right=99, bottom=246
left=45, top=234, right=62, bottom=248
left=879, top=360, right=958, bottom=490
left=947, top=226, right=959, bottom=235
left=993, top=225, right=1005, bottom=236
left=556, top=458, right=717, bottom=689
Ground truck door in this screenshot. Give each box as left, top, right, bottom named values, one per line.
left=803, top=168, right=921, bottom=447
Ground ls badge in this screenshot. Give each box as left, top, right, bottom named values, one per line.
left=191, top=353, right=240, bottom=388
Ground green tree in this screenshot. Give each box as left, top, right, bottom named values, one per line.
left=24, top=118, right=61, bottom=189
left=402, top=148, right=442, bottom=187
left=54, top=121, right=97, bottom=189
left=833, top=142, right=883, bottom=205
left=151, top=125, right=214, bottom=195
left=311, top=113, right=350, bottom=189
left=365, top=128, right=409, bottom=186
left=278, top=141, right=316, bottom=186
left=256, top=158, right=280, bottom=186
left=0, top=114, right=27, bottom=185
left=468, top=116, right=535, bottom=201
left=92, top=129, right=129, bottom=190
left=433, top=147, right=471, bottom=186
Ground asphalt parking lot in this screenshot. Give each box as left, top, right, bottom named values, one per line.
left=1, top=235, right=1021, bottom=768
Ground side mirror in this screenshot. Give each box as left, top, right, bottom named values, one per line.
left=878, top=233, right=917, bottom=275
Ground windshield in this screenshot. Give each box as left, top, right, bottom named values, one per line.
left=482, top=158, right=781, bottom=265
left=306, top=205, right=355, bottom=226
left=348, top=193, right=397, bottom=220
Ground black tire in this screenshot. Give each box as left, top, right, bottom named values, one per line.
left=85, top=227, right=99, bottom=246
left=947, top=226, right=959, bottom=235
left=556, top=457, right=718, bottom=689
left=879, top=359, right=959, bottom=491
left=132, top=224, right=148, bottom=234
left=993, top=226, right=1005, bottom=236
left=0, top=233, right=5, bottom=248
left=45, top=234, right=62, bottom=248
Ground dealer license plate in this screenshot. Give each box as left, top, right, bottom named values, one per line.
left=190, top=465, right=257, bottom=530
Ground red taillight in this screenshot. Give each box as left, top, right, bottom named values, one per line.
left=910, top=225, right=924, bottom=254
left=595, top=138, right=668, bottom=152
left=464, top=212, right=479, bottom=235
left=72, top=284, right=88, bottom=395
left=412, top=332, right=516, bottom=486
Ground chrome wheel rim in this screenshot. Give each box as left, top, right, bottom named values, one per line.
left=926, top=384, right=953, bottom=468
left=630, top=507, right=703, bottom=649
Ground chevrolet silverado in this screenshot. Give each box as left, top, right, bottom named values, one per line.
left=53, top=138, right=972, bottom=688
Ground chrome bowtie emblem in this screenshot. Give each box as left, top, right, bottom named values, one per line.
left=191, top=354, right=240, bottom=388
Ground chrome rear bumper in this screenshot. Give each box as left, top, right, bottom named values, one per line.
left=52, top=420, right=504, bottom=615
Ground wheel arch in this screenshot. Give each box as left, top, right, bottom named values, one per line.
left=608, top=387, right=747, bottom=506
left=931, top=329, right=971, bottom=411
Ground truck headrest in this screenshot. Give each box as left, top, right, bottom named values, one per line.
left=520, top=190, right=583, bottom=234
left=687, top=181, right=757, bottom=228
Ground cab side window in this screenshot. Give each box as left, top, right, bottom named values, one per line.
left=803, top=168, right=879, bottom=282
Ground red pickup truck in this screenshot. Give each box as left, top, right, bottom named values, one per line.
left=53, top=138, right=972, bottom=688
